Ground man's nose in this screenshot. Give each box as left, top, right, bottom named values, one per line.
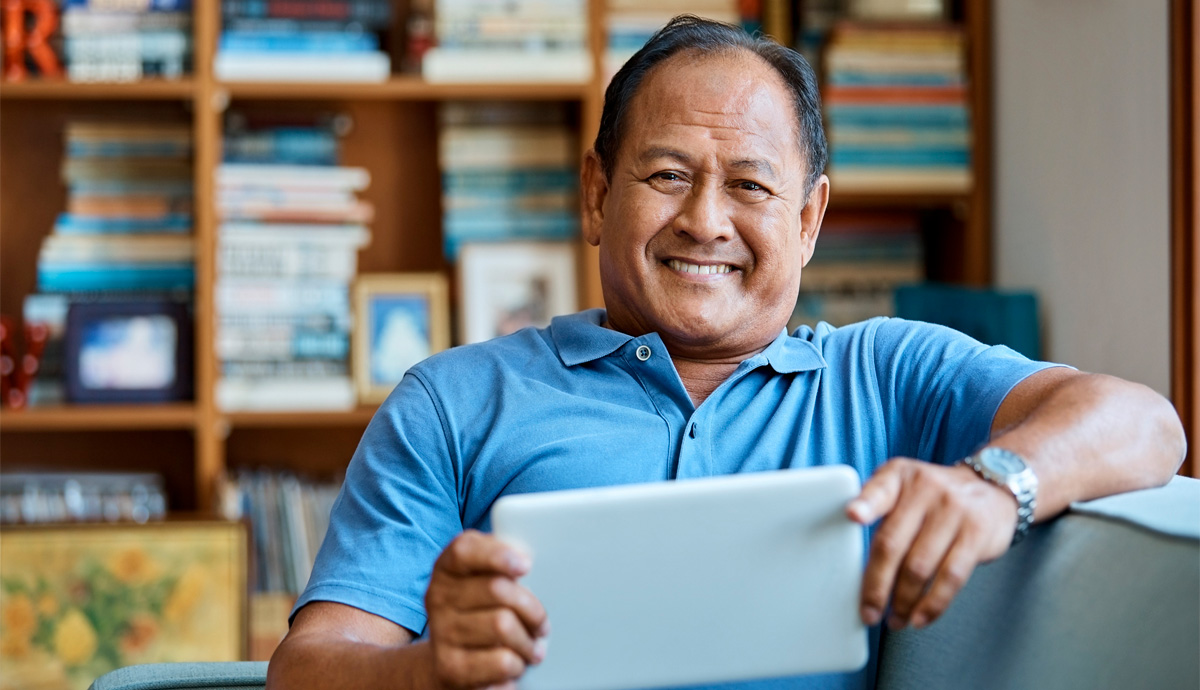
left=673, top=183, right=735, bottom=244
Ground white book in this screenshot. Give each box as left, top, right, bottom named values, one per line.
left=214, top=51, right=391, bottom=83
left=422, top=48, right=591, bottom=83
left=216, top=376, right=356, bottom=412
left=217, top=164, right=371, bottom=191
left=219, top=223, right=371, bottom=247
left=828, top=167, right=972, bottom=194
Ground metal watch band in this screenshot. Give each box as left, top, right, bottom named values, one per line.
left=960, top=447, right=1039, bottom=546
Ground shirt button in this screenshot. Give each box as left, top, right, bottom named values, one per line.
left=636, top=345, right=651, bottom=361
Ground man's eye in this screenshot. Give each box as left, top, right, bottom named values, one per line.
left=652, top=172, right=682, bottom=182
left=739, top=181, right=767, bottom=192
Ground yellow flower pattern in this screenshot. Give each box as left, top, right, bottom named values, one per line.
left=53, top=609, right=98, bottom=666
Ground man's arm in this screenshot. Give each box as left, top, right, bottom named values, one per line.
left=849, top=367, right=1186, bottom=630
left=268, top=531, right=549, bottom=690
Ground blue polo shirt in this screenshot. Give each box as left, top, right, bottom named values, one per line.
left=295, top=309, right=1057, bottom=690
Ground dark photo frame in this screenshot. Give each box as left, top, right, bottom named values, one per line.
left=64, top=300, right=194, bottom=403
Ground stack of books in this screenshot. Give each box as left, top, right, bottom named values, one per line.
left=790, top=210, right=924, bottom=328
left=823, top=22, right=971, bottom=194
left=219, top=470, right=342, bottom=596
left=604, top=0, right=740, bottom=83
left=439, top=102, right=579, bottom=259
left=1, top=472, right=167, bottom=524
left=61, top=0, right=192, bottom=82
left=215, top=119, right=371, bottom=411
left=214, top=0, right=392, bottom=82
left=423, top=0, right=590, bottom=82
left=26, top=122, right=194, bottom=405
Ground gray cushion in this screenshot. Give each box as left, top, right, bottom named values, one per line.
left=877, top=477, right=1200, bottom=690
left=88, top=662, right=268, bottom=690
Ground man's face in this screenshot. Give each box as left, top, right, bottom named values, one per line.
left=583, top=50, right=829, bottom=360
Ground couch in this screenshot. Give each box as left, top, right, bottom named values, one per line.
left=89, top=476, right=1200, bottom=690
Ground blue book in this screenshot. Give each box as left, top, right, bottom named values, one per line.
left=62, top=0, right=192, bottom=10
left=827, top=105, right=970, bottom=129
left=38, top=263, right=195, bottom=292
left=442, top=169, right=578, bottom=194
left=55, top=213, right=192, bottom=234
left=66, top=141, right=191, bottom=158
left=219, top=31, right=379, bottom=53
left=223, top=127, right=339, bottom=166
left=827, top=71, right=965, bottom=88
left=831, top=148, right=971, bottom=167
left=443, top=212, right=579, bottom=258
left=69, top=181, right=194, bottom=197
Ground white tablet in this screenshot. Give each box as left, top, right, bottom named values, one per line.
left=490, top=465, right=868, bottom=690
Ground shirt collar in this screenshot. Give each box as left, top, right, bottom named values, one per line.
left=550, top=309, right=827, bottom=373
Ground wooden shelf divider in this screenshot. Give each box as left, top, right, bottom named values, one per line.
left=0, top=404, right=197, bottom=431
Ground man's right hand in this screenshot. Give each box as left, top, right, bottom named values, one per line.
left=425, top=529, right=550, bottom=689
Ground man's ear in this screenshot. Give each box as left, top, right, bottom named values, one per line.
left=581, top=150, right=609, bottom=247
left=799, top=174, right=830, bottom=268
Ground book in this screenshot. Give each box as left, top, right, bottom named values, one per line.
left=421, top=48, right=591, bottom=83
left=214, top=50, right=391, bottom=82
left=217, top=164, right=370, bottom=190
left=215, top=376, right=356, bottom=411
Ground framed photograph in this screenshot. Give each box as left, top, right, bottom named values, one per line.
left=0, top=520, right=247, bottom=690
left=353, top=273, right=451, bottom=404
left=459, top=241, right=578, bottom=345
left=63, top=300, right=193, bottom=404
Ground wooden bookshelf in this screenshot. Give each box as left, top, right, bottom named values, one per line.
left=0, top=404, right=197, bottom=431
left=220, top=77, right=591, bottom=101
left=224, top=407, right=379, bottom=429
left=0, top=78, right=197, bottom=100
left=0, top=0, right=994, bottom=512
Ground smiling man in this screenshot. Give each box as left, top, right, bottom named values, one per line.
left=267, top=16, right=1185, bottom=690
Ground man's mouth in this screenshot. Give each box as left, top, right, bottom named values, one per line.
left=665, top=259, right=734, bottom=275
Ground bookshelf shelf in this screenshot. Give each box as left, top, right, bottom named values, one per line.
left=224, top=406, right=379, bottom=428
left=0, top=403, right=197, bottom=431
left=0, top=79, right=197, bottom=100
left=220, top=77, right=590, bottom=102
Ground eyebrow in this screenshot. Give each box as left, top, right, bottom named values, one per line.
left=636, top=147, right=778, bottom=180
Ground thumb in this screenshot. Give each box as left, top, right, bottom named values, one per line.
left=846, top=461, right=906, bottom=524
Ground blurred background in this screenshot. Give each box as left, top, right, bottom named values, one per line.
left=0, top=0, right=1194, bottom=682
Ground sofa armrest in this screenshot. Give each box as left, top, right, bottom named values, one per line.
left=876, top=476, right=1200, bottom=690
left=88, top=662, right=268, bottom=690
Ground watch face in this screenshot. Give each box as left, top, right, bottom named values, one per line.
left=984, top=449, right=1027, bottom=474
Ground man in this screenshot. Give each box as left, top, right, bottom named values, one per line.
left=269, top=16, right=1185, bottom=690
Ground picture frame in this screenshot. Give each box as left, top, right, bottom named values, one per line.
left=0, top=520, right=247, bottom=690
left=353, top=273, right=451, bottom=405
left=458, top=241, right=579, bottom=345
left=63, top=300, right=193, bottom=404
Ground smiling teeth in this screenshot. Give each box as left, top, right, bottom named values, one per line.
left=667, top=260, right=732, bottom=275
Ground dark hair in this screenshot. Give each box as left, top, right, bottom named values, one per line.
left=594, top=15, right=828, bottom=196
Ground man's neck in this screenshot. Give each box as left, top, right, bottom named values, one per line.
left=672, top=356, right=743, bottom=407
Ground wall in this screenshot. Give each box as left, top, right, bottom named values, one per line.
left=994, top=0, right=1171, bottom=394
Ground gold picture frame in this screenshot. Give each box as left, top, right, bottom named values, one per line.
left=353, top=273, right=451, bottom=405
left=0, top=520, right=247, bottom=690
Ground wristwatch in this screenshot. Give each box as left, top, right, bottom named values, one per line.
left=960, top=447, right=1039, bottom=545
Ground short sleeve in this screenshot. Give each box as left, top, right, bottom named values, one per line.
left=869, top=318, right=1063, bottom=465
left=290, top=371, right=462, bottom=635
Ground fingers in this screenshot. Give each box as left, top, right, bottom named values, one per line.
left=907, top=531, right=982, bottom=629
left=426, top=531, right=550, bottom=689
left=858, top=464, right=924, bottom=626
left=857, top=460, right=1014, bottom=630
left=430, top=608, right=545, bottom=665
left=847, top=460, right=906, bottom=524
left=432, top=645, right=527, bottom=689
left=429, top=572, right=549, bottom=637
left=887, top=494, right=965, bottom=626
left=436, top=529, right=531, bottom=578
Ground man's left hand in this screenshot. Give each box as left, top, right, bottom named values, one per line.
left=847, top=458, right=1018, bottom=630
